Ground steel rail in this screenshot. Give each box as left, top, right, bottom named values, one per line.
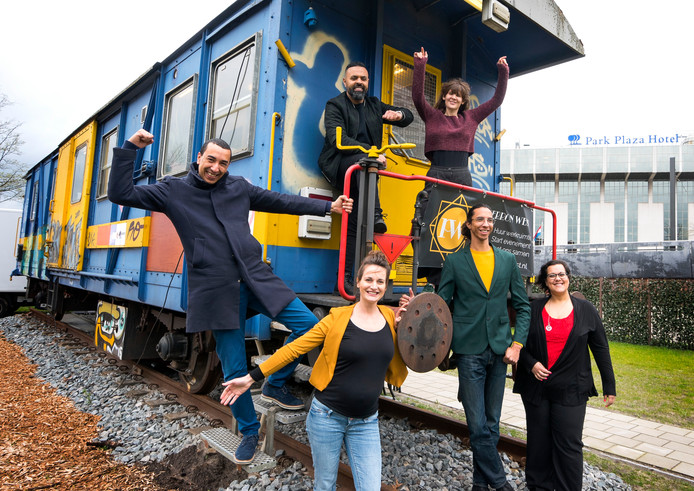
left=29, top=309, right=528, bottom=488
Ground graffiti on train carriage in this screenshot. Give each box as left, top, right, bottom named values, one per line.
left=96, top=301, right=127, bottom=359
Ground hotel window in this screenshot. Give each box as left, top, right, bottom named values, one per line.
left=604, top=180, right=626, bottom=242
left=535, top=180, right=555, bottom=245
left=652, top=181, right=671, bottom=240
left=579, top=180, right=600, bottom=243
left=626, top=180, right=648, bottom=242
left=559, top=180, right=578, bottom=243
left=676, top=180, right=693, bottom=240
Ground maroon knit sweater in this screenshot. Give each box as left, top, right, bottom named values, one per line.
left=412, top=56, right=509, bottom=155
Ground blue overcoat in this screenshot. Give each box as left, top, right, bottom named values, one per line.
left=108, top=143, right=330, bottom=333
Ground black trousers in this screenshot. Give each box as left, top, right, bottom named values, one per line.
left=336, top=153, right=382, bottom=279
left=521, top=395, right=587, bottom=491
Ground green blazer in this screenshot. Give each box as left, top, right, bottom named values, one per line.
left=438, top=245, right=530, bottom=355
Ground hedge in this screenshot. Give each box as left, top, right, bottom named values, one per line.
left=532, top=277, right=694, bottom=350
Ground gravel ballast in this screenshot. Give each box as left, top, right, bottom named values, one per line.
left=1, top=314, right=631, bottom=490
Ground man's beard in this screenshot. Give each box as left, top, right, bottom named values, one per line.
left=347, top=85, right=366, bottom=101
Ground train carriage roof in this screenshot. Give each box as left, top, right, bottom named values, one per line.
left=419, top=0, right=584, bottom=76
left=34, top=0, right=582, bottom=168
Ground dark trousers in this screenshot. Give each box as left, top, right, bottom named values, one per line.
left=337, top=153, right=382, bottom=279
left=521, top=395, right=587, bottom=491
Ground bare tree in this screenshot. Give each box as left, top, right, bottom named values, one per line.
left=0, top=94, right=26, bottom=203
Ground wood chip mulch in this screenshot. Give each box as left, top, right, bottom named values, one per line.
left=0, top=330, right=169, bottom=490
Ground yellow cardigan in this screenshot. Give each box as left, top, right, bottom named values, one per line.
left=259, top=304, right=408, bottom=390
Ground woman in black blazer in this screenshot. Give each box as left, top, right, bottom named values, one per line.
left=513, top=259, right=616, bottom=491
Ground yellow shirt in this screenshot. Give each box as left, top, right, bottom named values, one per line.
left=471, top=248, right=495, bottom=292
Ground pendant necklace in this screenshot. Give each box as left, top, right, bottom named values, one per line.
left=545, top=309, right=552, bottom=331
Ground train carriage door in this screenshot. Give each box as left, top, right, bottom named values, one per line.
left=46, top=122, right=97, bottom=271
left=379, top=46, right=441, bottom=283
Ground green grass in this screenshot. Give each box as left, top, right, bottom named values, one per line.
left=584, top=453, right=694, bottom=491
left=587, top=341, right=694, bottom=430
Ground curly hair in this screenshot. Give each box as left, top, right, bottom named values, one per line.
left=434, top=78, right=471, bottom=114
left=536, top=259, right=571, bottom=294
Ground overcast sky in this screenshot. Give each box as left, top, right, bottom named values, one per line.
left=1, top=0, right=693, bottom=166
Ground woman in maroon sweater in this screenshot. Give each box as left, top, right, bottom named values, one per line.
left=412, top=47, right=509, bottom=188
left=412, top=48, right=508, bottom=286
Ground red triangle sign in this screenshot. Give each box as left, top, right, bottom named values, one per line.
left=373, top=233, right=413, bottom=264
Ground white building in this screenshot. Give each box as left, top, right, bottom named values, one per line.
left=500, top=142, right=694, bottom=245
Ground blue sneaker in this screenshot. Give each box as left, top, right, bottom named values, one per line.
left=261, top=382, right=304, bottom=410
left=234, top=434, right=259, bottom=464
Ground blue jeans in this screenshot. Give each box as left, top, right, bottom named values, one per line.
left=306, top=398, right=382, bottom=491
left=455, top=346, right=508, bottom=488
left=213, top=283, right=317, bottom=436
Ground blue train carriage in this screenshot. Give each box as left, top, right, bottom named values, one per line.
left=16, top=0, right=582, bottom=393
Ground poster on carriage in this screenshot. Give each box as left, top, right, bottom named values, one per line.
left=418, top=186, right=534, bottom=276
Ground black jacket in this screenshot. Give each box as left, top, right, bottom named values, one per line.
left=317, top=92, right=414, bottom=187
left=513, top=296, right=616, bottom=406
left=108, top=143, right=330, bottom=333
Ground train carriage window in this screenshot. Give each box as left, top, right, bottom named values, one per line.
left=159, top=77, right=197, bottom=178
left=30, top=181, right=38, bottom=222
left=70, top=143, right=87, bottom=203
left=209, top=35, right=260, bottom=159
left=97, top=128, right=118, bottom=199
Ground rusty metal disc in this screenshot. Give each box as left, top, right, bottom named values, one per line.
left=397, top=293, right=453, bottom=373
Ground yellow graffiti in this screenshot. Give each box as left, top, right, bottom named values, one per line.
left=95, top=301, right=127, bottom=353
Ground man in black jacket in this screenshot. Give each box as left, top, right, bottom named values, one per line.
left=109, top=129, right=352, bottom=464
left=317, top=62, right=414, bottom=289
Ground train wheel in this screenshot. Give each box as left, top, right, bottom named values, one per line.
left=181, top=333, right=222, bottom=394
left=0, top=296, right=14, bottom=318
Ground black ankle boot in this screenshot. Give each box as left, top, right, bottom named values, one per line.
left=374, top=213, right=387, bottom=234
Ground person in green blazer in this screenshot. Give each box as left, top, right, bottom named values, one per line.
left=438, top=202, right=530, bottom=491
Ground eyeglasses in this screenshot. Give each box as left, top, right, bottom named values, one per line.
left=472, top=217, right=495, bottom=224
left=547, top=272, right=568, bottom=279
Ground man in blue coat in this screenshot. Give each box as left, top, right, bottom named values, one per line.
left=109, top=129, right=352, bottom=464
left=437, top=203, right=530, bottom=491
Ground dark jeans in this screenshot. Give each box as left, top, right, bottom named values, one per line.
left=213, top=284, right=317, bottom=436
left=455, top=347, right=508, bottom=488
left=337, top=153, right=382, bottom=279
left=522, top=395, right=587, bottom=491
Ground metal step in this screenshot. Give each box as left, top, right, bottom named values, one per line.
left=251, top=354, right=313, bottom=382
left=200, top=427, right=276, bottom=472
left=252, top=394, right=307, bottom=424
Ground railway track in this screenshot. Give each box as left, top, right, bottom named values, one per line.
left=28, top=308, right=527, bottom=490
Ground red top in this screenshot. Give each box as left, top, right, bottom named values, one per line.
left=542, top=308, right=574, bottom=369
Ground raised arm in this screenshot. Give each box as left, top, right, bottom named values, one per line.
left=108, top=129, right=169, bottom=212
left=466, top=56, right=509, bottom=124
left=412, top=47, right=436, bottom=121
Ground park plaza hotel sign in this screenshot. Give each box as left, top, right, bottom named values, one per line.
left=567, top=133, right=684, bottom=145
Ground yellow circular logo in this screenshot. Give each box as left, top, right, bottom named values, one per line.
left=435, top=207, right=468, bottom=250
